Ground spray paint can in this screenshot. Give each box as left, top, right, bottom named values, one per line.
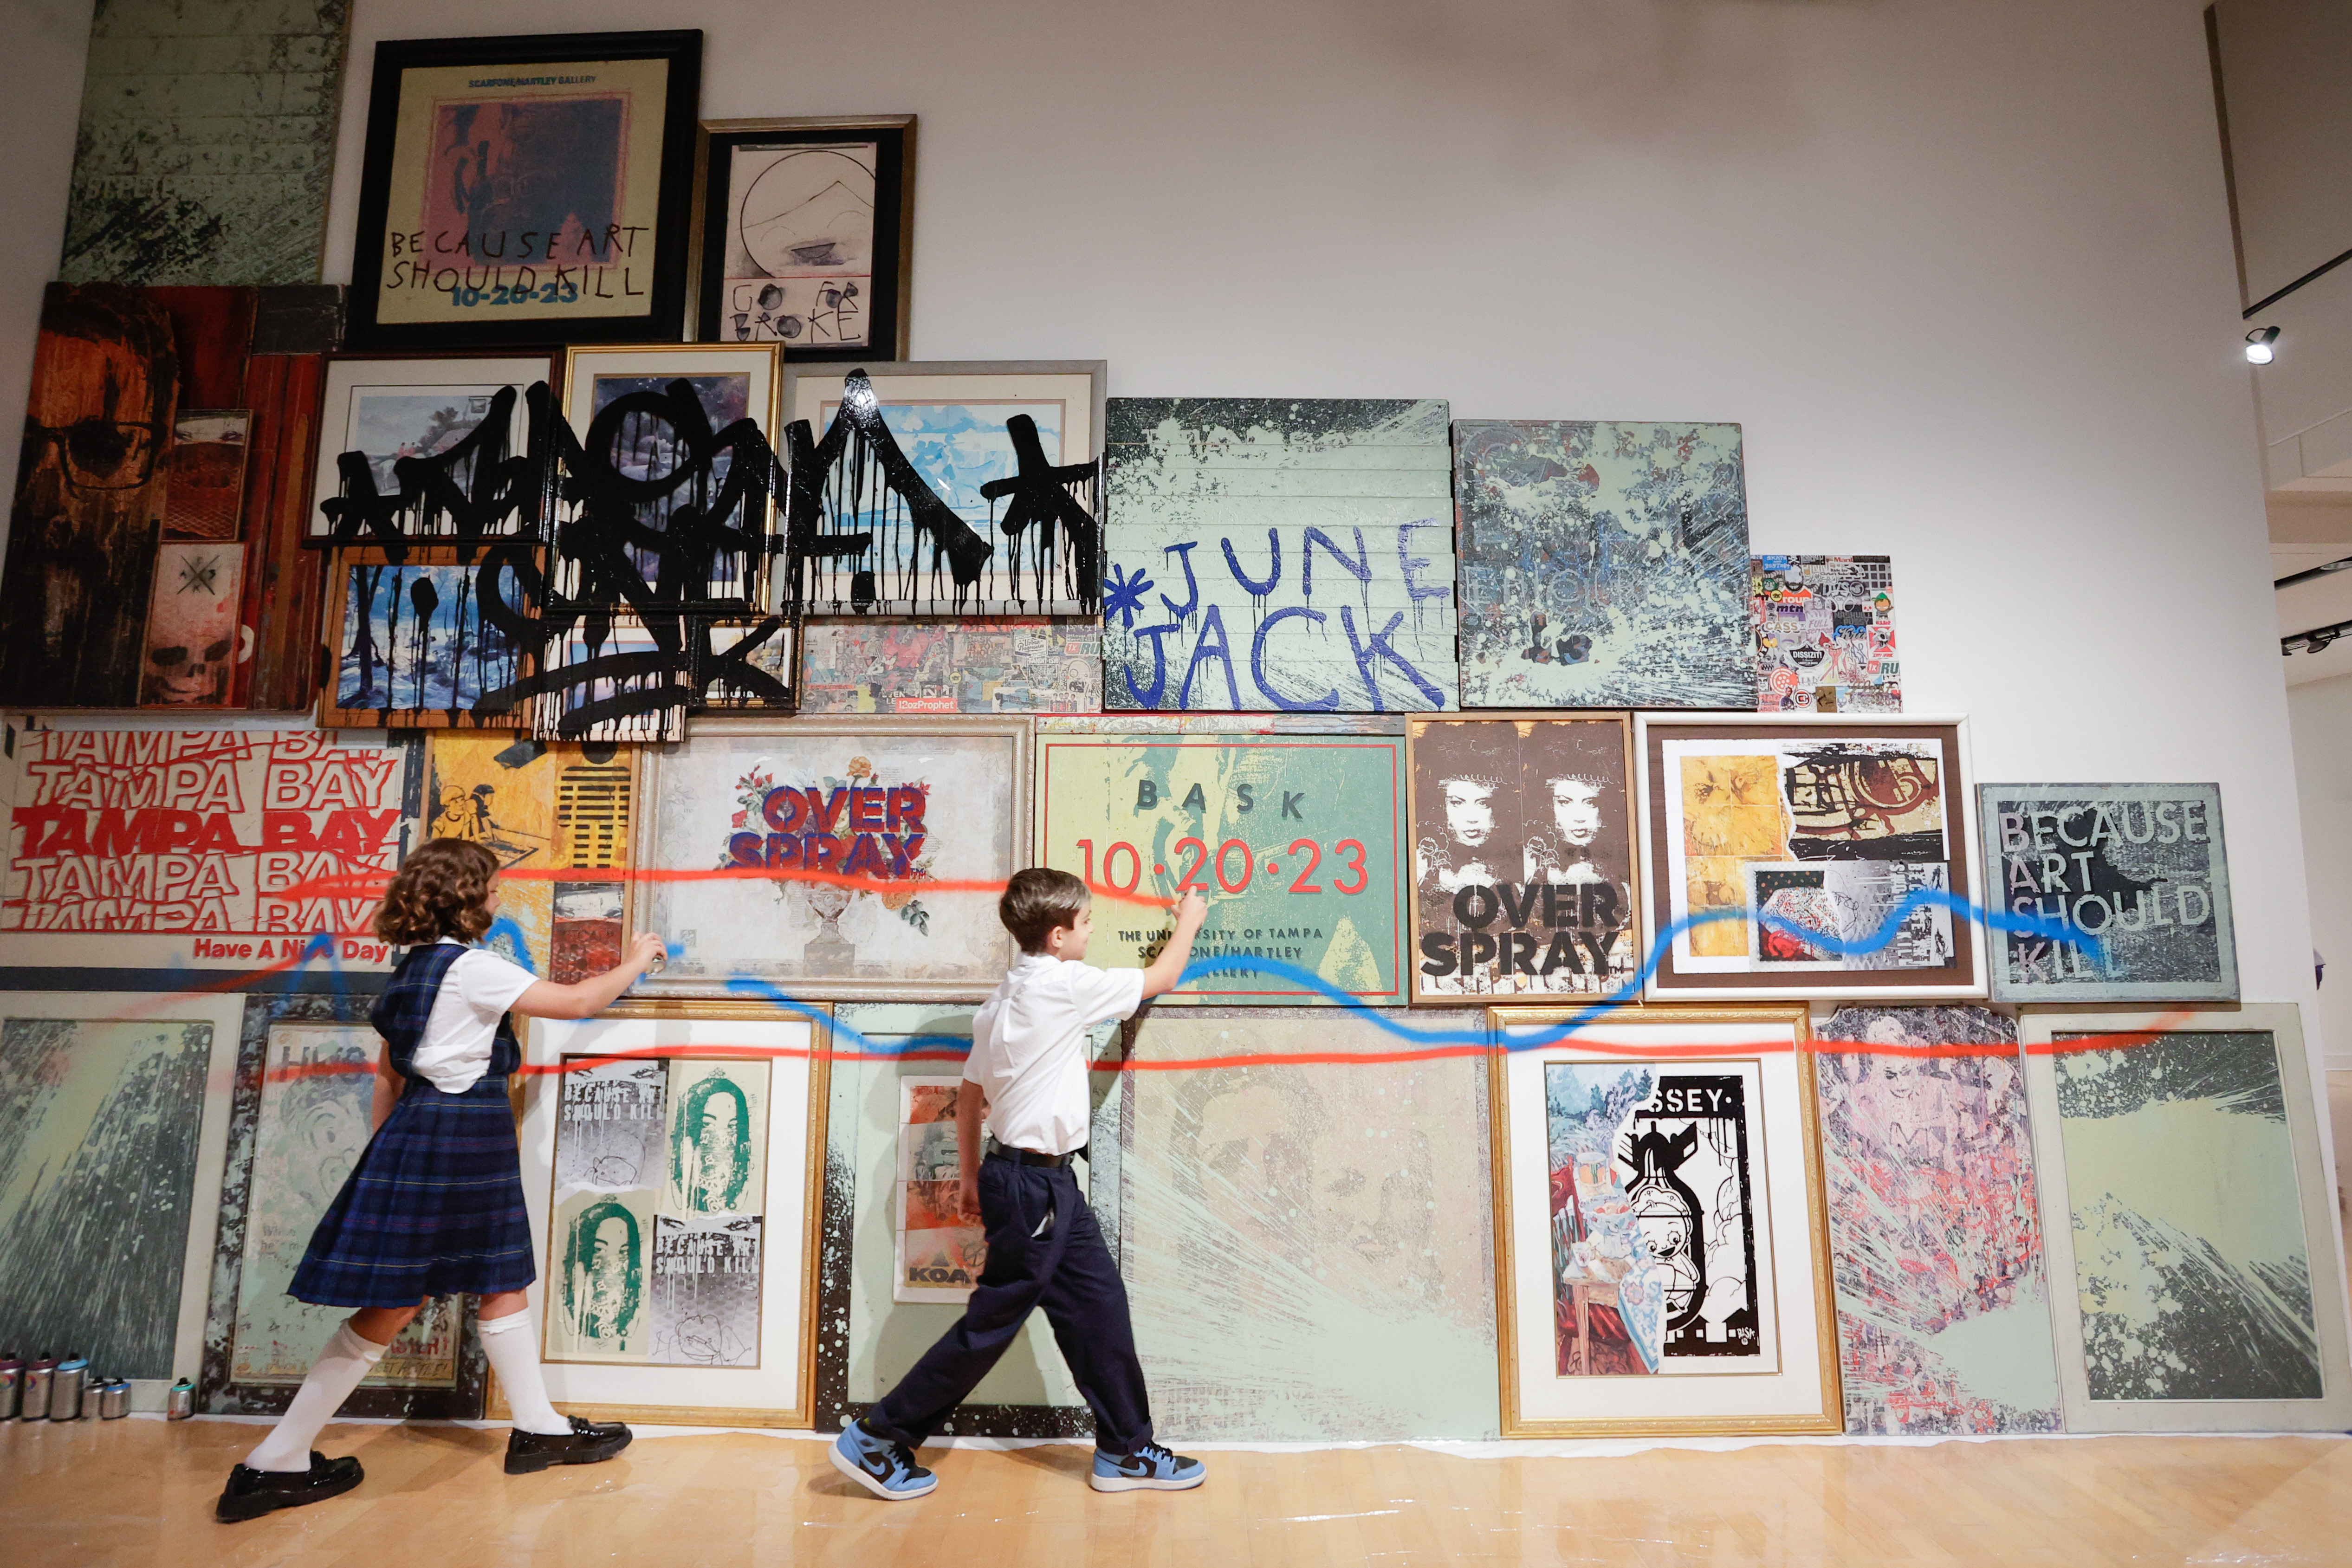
left=78, top=1374, right=104, bottom=1420
left=21, top=1353, right=55, bottom=1420
left=51, top=1354, right=87, bottom=1421
left=0, top=1351, right=20, bottom=1420
left=101, top=1379, right=129, bottom=1420
left=167, top=1378, right=194, bottom=1419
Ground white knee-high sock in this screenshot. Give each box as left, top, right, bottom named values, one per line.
left=245, top=1322, right=388, bottom=1471
left=479, top=1309, right=572, bottom=1435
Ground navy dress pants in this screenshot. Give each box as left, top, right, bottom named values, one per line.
left=864, top=1154, right=1153, bottom=1455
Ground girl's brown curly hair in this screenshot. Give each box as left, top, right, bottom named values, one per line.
left=373, top=838, right=499, bottom=945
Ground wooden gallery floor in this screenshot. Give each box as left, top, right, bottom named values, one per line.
left=3, top=1419, right=2349, bottom=1567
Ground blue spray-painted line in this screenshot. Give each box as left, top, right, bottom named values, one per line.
left=718, top=886, right=2087, bottom=1062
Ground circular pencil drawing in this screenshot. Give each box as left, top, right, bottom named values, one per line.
left=736, top=148, right=875, bottom=278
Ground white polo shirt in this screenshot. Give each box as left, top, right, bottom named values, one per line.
left=409, top=938, right=538, bottom=1093
left=965, top=954, right=1145, bottom=1155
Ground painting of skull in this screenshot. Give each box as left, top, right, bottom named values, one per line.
left=141, top=542, right=247, bottom=706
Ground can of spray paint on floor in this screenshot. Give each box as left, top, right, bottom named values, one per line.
left=21, top=1353, right=55, bottom=1420
left=78, top=1374, right=104, bottom=1420
left=51, top=1354, right=86, bottom=1421
left=167, top=1378, right=194, bottom=1419
left=100, top=1379, right=129, bottom=1420
left=0, top=1351, right=20, bottom=1420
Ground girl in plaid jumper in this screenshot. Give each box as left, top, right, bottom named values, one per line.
left=218, top=840, right=666, bottom=1523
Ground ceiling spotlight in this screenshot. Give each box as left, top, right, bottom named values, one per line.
left=2246, top=326, right=2280, bottom=364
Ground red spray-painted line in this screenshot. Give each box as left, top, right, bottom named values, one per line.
left=277, top=864, right=1181, bottom=910
left=253, top=1021, right=2191, bottom=1086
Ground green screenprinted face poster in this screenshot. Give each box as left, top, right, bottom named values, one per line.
left=1036, top=735, right=1406, bottom=1004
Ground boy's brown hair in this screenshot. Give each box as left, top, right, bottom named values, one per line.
left=373, top=838, right=500, bottom=946
left=999, top=867, right=1089, bottom=954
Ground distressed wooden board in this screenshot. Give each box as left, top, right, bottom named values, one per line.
left=61, top=0, right=353, bottom=286
left=1104, top=398, right=1458, bottom=713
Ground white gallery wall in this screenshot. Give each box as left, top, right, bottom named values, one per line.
left=0, top=8, right=2326, bottom=1075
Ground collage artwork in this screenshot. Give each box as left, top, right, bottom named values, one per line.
left=0, top=23, right=2338, bottom=1451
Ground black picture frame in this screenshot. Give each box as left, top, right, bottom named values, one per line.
left=691, top=116, right=915, bottom=359
left=345, top=30, right=704, bottom=352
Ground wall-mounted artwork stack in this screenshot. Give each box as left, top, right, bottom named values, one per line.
left=1454, top=422, right=1750, bottom=709
left=1102, top=399, right=1457, bottom=713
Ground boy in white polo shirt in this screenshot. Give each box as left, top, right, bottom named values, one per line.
left=830, top=868, right=1209, bottom=1500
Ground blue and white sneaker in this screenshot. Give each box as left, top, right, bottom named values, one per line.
left=1089, top=1442, right=1206, bottom=1492
left=829, top=1419, right=938, bottom=1500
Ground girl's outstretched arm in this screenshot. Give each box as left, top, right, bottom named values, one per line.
left=512, top=932, right=667, bottom=1020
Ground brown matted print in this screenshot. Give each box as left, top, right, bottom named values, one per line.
left=1637, top=715, right=1982, bottom=1001
left=1406, top=713, right=1640, bottom=1005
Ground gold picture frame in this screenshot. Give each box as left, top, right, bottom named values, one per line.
left=499, top=997, right=832, bottom=1428
left=1486, top=1002, right=1842, bottom=1437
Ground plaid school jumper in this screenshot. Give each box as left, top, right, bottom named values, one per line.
left=288, top=943, right=537, bottom=1307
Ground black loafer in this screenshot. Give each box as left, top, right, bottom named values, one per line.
left=505, top=1414, right=632, bottom=1474
left=215, top=1452, right=364, bottom=1522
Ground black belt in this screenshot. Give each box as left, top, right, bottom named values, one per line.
left=985, top=1143, right=1085, bottom=1168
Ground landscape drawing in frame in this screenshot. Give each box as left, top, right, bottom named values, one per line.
left=310, top=354, right=557, bottom=540
left=693, top=115, right=914, bottom=360
left=319, top=546, right=539, bottom=728
left=1488, top=1003, right=1842, bottom=1436
left=1635, top=713, right=1985, bottom=1001
left=1977, top=783, right=2238, bottom=1004
left=632, top=717, right=1029, bottom=1001
left=1406, top=713, right=1640, bottom=1004
left=520, top=1002, right=830, bottom=1426
left=345, top=31, right=704, bottom=350
left=779, top=361, right=1105, bottom=616
left=2019, top=1004, right=2352, bottom=1433
left=1454, top=421, right=1751, bottom=710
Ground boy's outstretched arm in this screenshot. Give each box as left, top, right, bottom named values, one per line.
left=1139, top=891, right=1210, bottom=999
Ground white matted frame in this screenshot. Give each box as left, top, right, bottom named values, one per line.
left=1488, top=1003, right=1842, bottom=1436
left=2020, top=1004, right=2352, bottom=1432
left=309, top=354, right=559, bottom=539
left=514, top=1000, right=829, bottom=1427
left=1633, top=712, right=1986, bottom=1001
left=629, top=716, right=1031, bottom=1002
left=0, top=991, right=243, bottom=1408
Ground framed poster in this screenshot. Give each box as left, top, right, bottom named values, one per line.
left=894, top=1077, right=985, bottom=1303
left=1034, top=730, right=1409, bottom=1006
left=780, top=362, right=1105, bottom=616
left=1977, top=783, right=2238, bottom=1004
left=1635, top=714, right=1984, bottom=1000
left=1121, top=1009, right=1499, bottom=1440
left=559, top=343, right=782, bottom=608
left=519, top=1002, right=829, bottom=1425
left=1406, top=713, right=1639, bottom=1004
left=634, top=717, right=1029, bottom=1000
left=1752, top=555, right=1900, bottom=714
left=1103, top=398, right=1457, bottom=712
left=798, top=619, right=1100, bottom=714
left=310, top=354, right=558, bottom=541
left=200, top=991, right=487, bottom=1419
left=0, top=725, right=412, bottom=978
left=319, top=545, right=540, bottom=728
left=1488, top=1004, right=1841, bottom=1436
left=1454, top=421, right=1750, bottom=710
left=0, top=991, right=243, bottom=1408
left=1813, top=1005, right=2061, bottom=1435
left=692, top=116, right=914, bottom=359
left=346, top=31, right=703, bottom=350
left=2019, top=1005, right=2352, bottom=1433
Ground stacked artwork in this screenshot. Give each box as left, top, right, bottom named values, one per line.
left=1102, top=399, right=1458, bottom=713
left=895, top=1078, right=985, bottom=1302
left=546, top=1056, right=770, bottom=1367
